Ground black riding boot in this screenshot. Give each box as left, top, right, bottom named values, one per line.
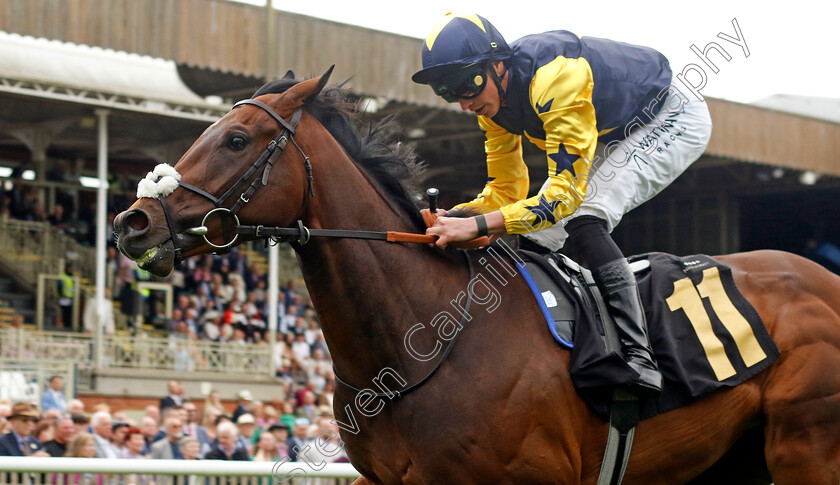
left=592, top=258, right=662, bottom=394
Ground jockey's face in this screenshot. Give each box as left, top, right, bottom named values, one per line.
left=458, top=61, right=506, bottom=118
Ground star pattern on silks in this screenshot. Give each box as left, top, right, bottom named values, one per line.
left=476, top=177, right=496, bottom=199
left=549, top=146, right=577, bottom=177
left=524, top=194, right=562, bottom=226
left=536, top=98, right=554, bottom=114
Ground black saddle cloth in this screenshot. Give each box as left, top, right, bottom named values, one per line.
left=517, top=250, right=780, bottom=421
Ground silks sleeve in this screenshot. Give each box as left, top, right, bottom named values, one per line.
left=452, top=116, right=529, bottom=214
left=499, top=56, right=599, bottom=235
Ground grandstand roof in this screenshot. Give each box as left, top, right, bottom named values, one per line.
left=0, top=31, right=228, bottom=122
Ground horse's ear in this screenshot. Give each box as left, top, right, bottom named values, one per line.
left=282, top=65, right=334, bottom=108
left=283, top=70, right=295, bottom=80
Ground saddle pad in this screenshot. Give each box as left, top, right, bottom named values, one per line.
left=518, top=250, right=781, bottom=421
left=517, top=260, right=575, bottom=349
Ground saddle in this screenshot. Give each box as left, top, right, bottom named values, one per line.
left=514, top=248, right=780, bottom=420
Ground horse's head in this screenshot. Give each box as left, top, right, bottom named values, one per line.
left=114, top=67, right=334, bottom=276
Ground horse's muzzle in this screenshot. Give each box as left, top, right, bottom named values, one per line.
left=114, top=208, right=177, bottom=276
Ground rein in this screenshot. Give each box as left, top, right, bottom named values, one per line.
left=150, top=97, right=488, bottom=255
left=236, top=222, right=440, bottom=246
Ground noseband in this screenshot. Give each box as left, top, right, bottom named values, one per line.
left=154, top=99, right=311, bottom=262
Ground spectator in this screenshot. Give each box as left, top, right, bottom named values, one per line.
left=286, top=418, right=310, bottom=462
left=34, top=419, right=54, bottom=444
left=91, top=411, right=118, bottom=459
left=83, top=287, right=116, bottom=336
left=44, top=416, right=76, bottom=457
left=57, top=264, right=75, bottom=329
left=200, top=407, right=222, bottom=445
left=62, top=433, right=102, bottom=485
left=41, top=376, right=68, bottom=413
left=151, top=416, right=184, bottom=459
left=204, top=422, right=248, bottom=461
left=65, top=431, right=98, bottom=458
left=122, top=427, right=149, bottom=459
left=292, top=333, right=311, bottom=363
left=280, top=305, right=297, bottom=335
left=232, top=391, right=252, bottom=422
left=179, top=436, right=200, bottom=460
left=44, top=408, right=63, bottom=425
left=262, top=405, right=278, bottom=428
left=235, top=414, right=256, bottom=455
left=251, top=432, right=280, bottom=462
left=122, top=427, right=152, bottom=485
left=0, top=402, right=47, bottom=456
left=71, top=414, right=89, bottom=435
left=280, top=401, right=296, bottom=431
left=182, top=401, right=209, bottom=450
left=67, top=399, right=85, bottom=415
left=296, top=391, right=317, bottom=423
left=111, top=421, right=130, bottom=455
left=139, top=416, right=158, bottom=455
left=228, top=278, right=246, bottom=304
left=92, top=403, right=111, bottom=414
left=113, top=411, right=132, bottom=425
left=203, top=390, right=225, bottom=418
left=0, top=402, right=10, bottom=429
left=160, top=381, right=186, bottom=411
left=248, top=401, right=264, bottom=427
left=201, top=311, right=222, bottom=341
left=306, top=419, right=348, bottom=464
left=144, top=405, right=160, bottom=424
left=267, top=421, right=289, bottom=458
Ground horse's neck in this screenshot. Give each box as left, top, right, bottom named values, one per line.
left=295, top=139, right=466, bottom=383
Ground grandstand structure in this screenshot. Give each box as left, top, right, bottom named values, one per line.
left=0, top=0, right=838, bottom=407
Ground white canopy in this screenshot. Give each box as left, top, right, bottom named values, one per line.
left=0, top=31, right=227, bottom=121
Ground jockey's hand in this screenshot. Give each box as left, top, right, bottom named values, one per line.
left=426, top=216, right=478, bottom=248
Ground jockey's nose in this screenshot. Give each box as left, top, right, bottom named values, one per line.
left=114, top=208, right=151, bottom=239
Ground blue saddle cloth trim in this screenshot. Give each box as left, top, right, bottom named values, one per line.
left=516, top=261, right=574, bottom=349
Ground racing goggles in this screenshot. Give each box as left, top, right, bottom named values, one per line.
left=430, top=64, right=489, bottom=103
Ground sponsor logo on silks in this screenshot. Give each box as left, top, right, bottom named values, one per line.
left=682, top=259, right=711, bottom=272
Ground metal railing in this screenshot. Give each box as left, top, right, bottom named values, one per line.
left=0, top=457, right=360, bottom=485
left=0, top=218, right=95, bottom=289
left=105, top=334, right=270, bottom=374
left=0, top=328, right=272, bottom=376
left=0, top=360, right=78, bottom=402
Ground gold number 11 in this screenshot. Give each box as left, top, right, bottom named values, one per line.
left=666, top=267, right=767, bottom=381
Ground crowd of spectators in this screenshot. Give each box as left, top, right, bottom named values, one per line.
left=0, top=378, right=347, bottom=466
left=105, top=245, right=334, bottom=391
left=2, top=178, right=347, bottom=470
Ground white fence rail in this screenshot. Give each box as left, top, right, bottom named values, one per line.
left=0, top=457, right=360, bottom=485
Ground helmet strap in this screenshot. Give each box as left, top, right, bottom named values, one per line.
left=488, top=63, right=508, bottom=107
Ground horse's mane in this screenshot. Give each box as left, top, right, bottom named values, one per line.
left=253, top=78, right=426, bottom=231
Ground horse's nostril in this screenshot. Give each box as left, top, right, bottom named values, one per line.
left=124, top=209, right=151, bottom=235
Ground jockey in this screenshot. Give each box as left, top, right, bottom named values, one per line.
left=412, top=12, right=713, bottom=394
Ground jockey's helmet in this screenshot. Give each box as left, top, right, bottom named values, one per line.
left=411, top=12, right=511, bottom=89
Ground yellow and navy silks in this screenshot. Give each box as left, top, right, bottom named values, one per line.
left=454, top=31, right=672, bottom=234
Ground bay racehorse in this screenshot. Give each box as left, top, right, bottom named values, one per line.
left=114, top=69, right=840, bottom=484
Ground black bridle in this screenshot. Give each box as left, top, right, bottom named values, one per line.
left=156, top=99, right=310, bottom=262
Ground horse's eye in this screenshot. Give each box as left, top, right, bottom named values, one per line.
left=228, top=135, right=248, bottom=151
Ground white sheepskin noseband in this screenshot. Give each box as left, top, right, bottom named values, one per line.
left=136, top=164, right=182, bottom=199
